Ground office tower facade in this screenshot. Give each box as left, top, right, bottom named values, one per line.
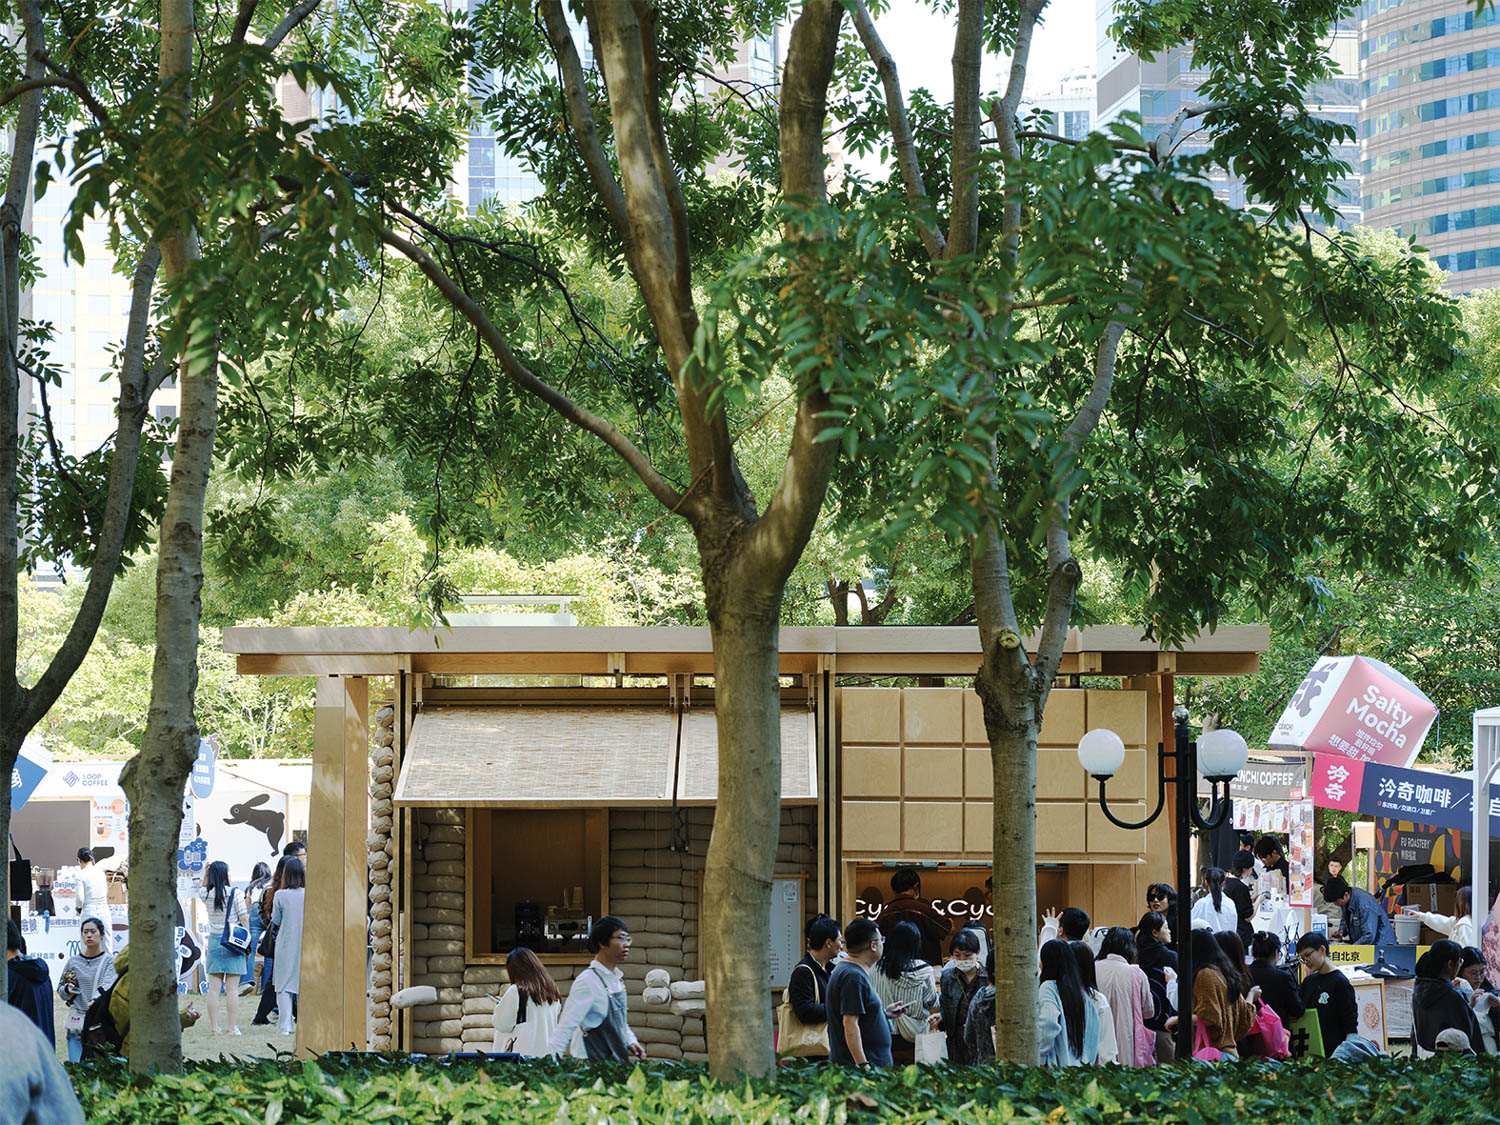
left=1094, top=1, right=1362, bottom=224
left=1359, top=0, right=1500, bottom=291
left=1025, top=71, right=1096, bottom=141
left=20, top=179, right=180, bottom=462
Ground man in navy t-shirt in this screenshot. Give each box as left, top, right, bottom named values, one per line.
left=827, top=918, right=898, bottom=1067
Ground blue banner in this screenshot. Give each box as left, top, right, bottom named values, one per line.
left=1313, top=755, right=1500, bottom=835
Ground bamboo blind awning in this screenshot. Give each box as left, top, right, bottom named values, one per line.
left=393, top=705, right=817, bottom=807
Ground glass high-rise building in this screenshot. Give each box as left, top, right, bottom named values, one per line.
left=1358, top=0, right=1500, bottom=291
left=1095, top=1, right=1362, bottom=225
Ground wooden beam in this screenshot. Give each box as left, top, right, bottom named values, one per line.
left=237, top=654, right=397, bottom=676
left=300, top=675, right=367, bottom=1056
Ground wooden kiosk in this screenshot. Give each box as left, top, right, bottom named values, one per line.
left=224, top=623, right=1268, bottom=1057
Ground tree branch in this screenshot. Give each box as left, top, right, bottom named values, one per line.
left=634, top=0, right=693, bottom=317
left=846, top=0, right=946, bottom=261
left=0, top=0, right=47, bottom=721
left=587, top=1, right=731, bottom=504
left=946, top=0, right=985, bottom=259
left=378, top=223, right=686, bottom=513
left=263, top=0, right=321, bottom=53
left=743, top=0, right=845, bottom=580
left=22, top=244, right=162, bottom=731
left=229, top=0, right=259, bottom=45
left=538, top=0, right=630, bottom=238
left=1034, top=314, right=1128, bottom=681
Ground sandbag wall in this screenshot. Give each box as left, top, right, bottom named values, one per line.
left=404, top=804, right=818, bottom=1059
left=367, top=704, right=397, bottom=1049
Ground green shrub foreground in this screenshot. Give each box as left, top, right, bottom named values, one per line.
left=69, top=1054, right=1500, bottom=1124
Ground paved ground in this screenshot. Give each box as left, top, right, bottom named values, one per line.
left=53, top=987, right=297, bottom=1063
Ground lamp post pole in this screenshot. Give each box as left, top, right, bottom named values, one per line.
left=1080, top=714, right=1243, bottom=1062
left=1172, top=716, right=1196, bottom=1061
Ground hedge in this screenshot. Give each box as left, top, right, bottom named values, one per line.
left=69, top=1055, right=1500, bottom=1124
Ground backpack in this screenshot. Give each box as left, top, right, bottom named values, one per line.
left=80, top=968, right=126, bottom=1060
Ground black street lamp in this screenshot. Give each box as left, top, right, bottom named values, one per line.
left=1076, top=712, right=1248, bottom=1061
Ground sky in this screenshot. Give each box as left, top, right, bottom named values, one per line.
left=866, top=0, right=1100, bottom=105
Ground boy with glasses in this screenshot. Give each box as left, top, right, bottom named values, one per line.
left=1295, top=932, right=1358, bottom=1053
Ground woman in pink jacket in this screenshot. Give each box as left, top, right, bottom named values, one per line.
left=1092, top=927, right=1156, bottom=1066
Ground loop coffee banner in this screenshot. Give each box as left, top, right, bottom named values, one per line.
left=1270, top=656, right=1436, bottom=768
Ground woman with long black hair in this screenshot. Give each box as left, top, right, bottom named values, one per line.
left=1134, top=911, right=1177, bottom=1061
left=869, top=920, right=938, bottom=1063
left=1189, top=927, right=1256, bottom=1057
left=1191, top=868, right=1238, bottom=933
left=270, top=857, right=307, bottom=1036
left=251, top=855, right=290, bottom=1026
left=199, top=859, right=250, bottom=1035
left=1412, top=938, right=1487, bottom=1054
left=1038, top=939, right=1098, bottom=1066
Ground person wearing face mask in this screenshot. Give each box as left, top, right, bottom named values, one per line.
left=57, top=917, right=117, bottom=1061
left=937, top=929, right=988, bottom=1063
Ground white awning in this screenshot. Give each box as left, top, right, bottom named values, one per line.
left=393, top=705, right=817, bottom=807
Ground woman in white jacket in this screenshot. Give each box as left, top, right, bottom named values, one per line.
left=493, top=947, right=563, bottom=1056
left=1404, top=886, right=1476, bottom=948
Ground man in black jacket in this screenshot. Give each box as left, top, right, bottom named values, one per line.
left=787, top=914, right=843, bottom=1055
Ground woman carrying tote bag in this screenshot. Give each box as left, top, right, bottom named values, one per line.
left=492, top=948, right=562, bottom=1056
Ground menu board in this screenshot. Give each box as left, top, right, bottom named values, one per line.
left=1288, top=800, right=1315, bottom=907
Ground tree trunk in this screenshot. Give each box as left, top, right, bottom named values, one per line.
left=119, top=0, right=215, bottom=1071
left=0, top=0, right=45, bottom=1003
left=119, top=308, right=217, bottom=1072
left=699, top=549, right=784, bottom=1079
left=976, top=659, right=1043, bottom=1064
left=0, top=759, right=11, bottom=997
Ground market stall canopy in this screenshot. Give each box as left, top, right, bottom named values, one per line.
left=392, top=705, right=818, bottom=807
left=1269, top=655, right=1436, bottom=768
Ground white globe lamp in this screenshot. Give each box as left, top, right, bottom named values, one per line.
left=1077, top=728, right=1126, bottom=778
left=1197, top=727, right=1249, bottom=780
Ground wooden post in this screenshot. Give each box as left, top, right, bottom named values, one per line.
left=300, top=674, right=368, bottom=1055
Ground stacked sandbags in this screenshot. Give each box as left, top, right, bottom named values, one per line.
left=367, top=704, right=397, bottom=1048
left=411, top=808, right=467, bottom=1053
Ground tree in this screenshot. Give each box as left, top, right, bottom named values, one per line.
left=830, top=0, right=1498, bottom=1061
left=0, top=0, right=178, bottom=1001
left=4, top=0, right=467, bottom=1069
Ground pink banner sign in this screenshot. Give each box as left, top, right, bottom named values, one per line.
left=1311, top=755, right=1366, bottom=813
left=1269, top=656, right=1436, bottom=769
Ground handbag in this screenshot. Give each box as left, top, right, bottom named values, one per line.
left=258, top=922, right=278, bottom=957
left=10, top=840, right=32, bottom=903
left=914, top=1029, right=948, bottom=1064
left=1191, top=1016, right=1223, bottom=1062
left=776, top=964, right=831, bottom=1058
left=1242, top=999, right=1289, bottom=1059
left=219, top=889, right=252, bottom=955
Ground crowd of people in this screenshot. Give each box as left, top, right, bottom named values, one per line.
left=772, top=861, right=1500, bottom=1067
left=3, top=838, right=308, bottom=1053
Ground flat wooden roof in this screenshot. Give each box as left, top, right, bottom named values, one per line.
left=223, top=624, right=1269, bottom=677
